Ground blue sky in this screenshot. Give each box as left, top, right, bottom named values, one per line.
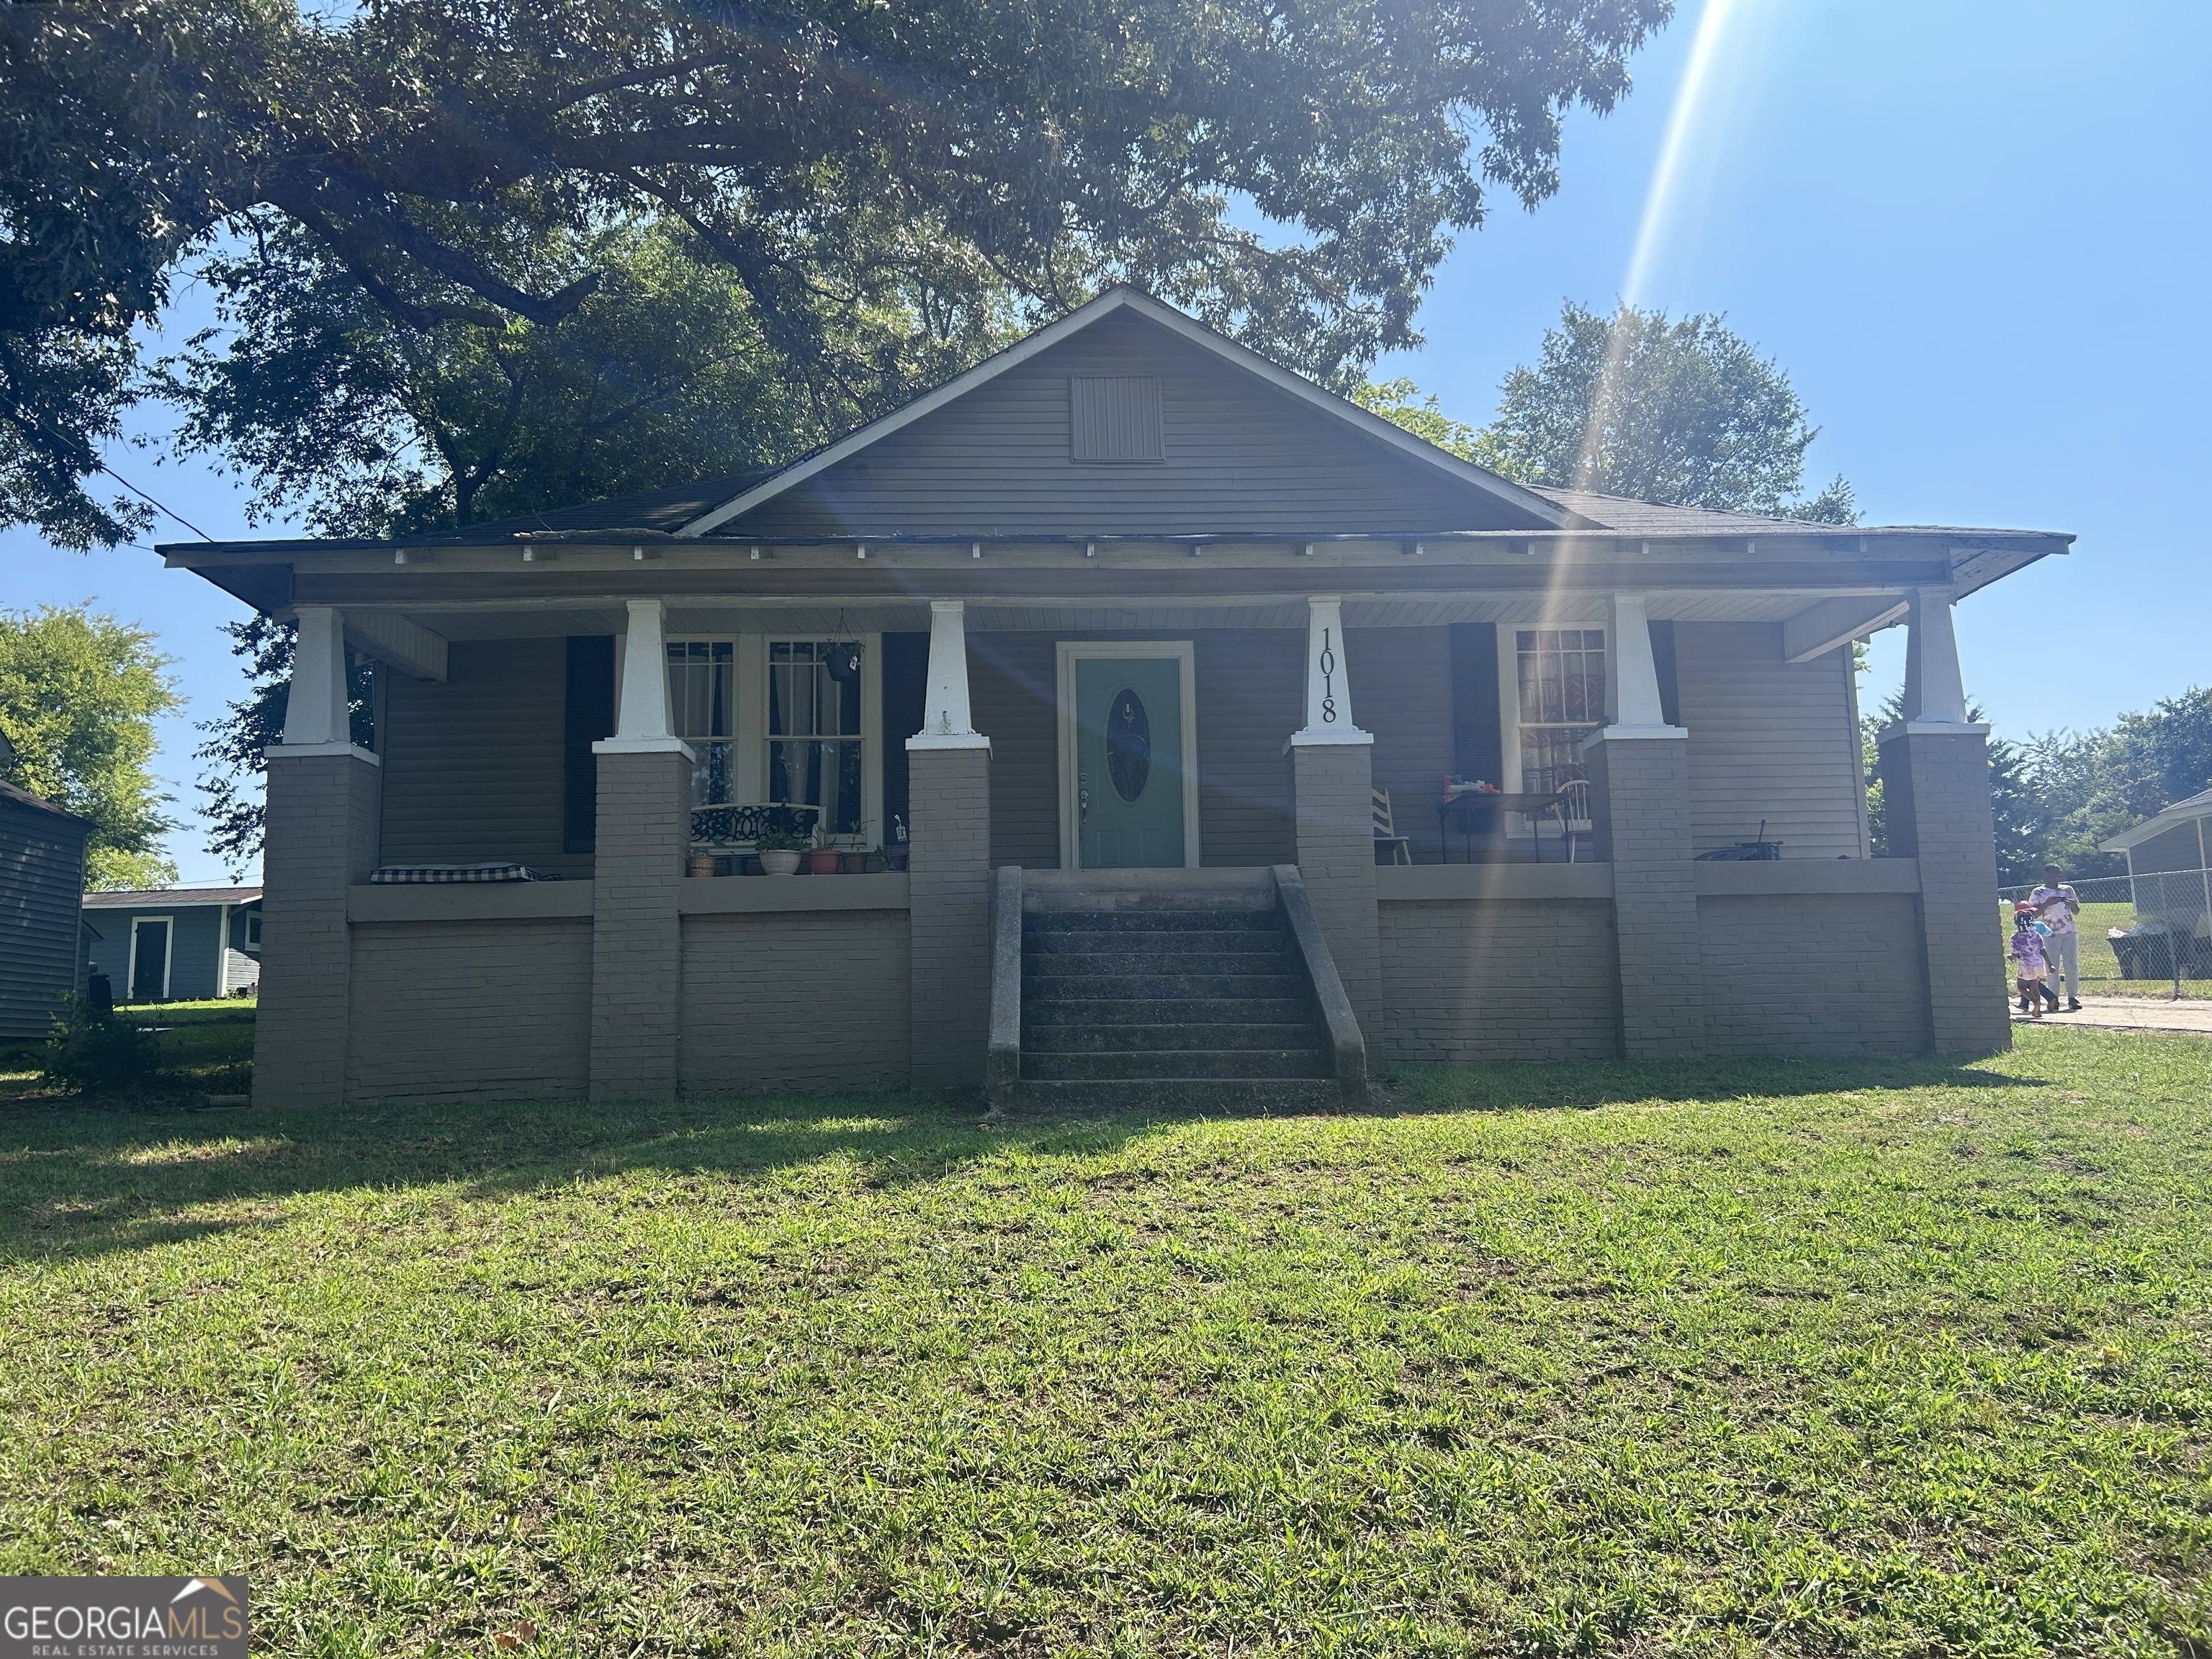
left=5, top=0, right=2205, bottom=884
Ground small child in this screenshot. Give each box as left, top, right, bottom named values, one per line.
left=2013, top=901, right=2060, bottom=1010
left=2010, top=907, right=2050, bottom=1017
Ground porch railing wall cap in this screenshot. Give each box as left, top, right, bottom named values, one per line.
left=263, top=742, right=382, bottom=765
left=592, top=736, right=697, bottom=758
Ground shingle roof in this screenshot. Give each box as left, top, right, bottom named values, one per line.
left=448, top=469, right=781, bottom=540
left=0, top=778, right=90, bottom=824
left=83, top=886, right=261, bottom=908
left=1524, top=488, right=1833, bottom=535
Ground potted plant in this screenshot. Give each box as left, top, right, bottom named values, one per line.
left=886, top=814, right=910, bottom=871
left=839, top=833, right=872, bottom=874
left=805, top=832, right=842, bottom=876
left=755, top=828, right=806, bottom=876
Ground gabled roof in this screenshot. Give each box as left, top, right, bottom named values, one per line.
left=83, top=886, right=262, bottom=909
left=2101, top=787, right=2212, bottom=853
left=0, top=778, right=91, bottom=826
left=676, top=285, right=1575, bottom=538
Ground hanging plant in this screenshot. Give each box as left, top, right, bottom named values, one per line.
left=824, top=640, right=863, bottom=683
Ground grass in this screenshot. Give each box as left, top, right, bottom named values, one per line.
left=2, top=1029, right=2209, bottom=1655
left=2007, top=902, right=2211, bottom=1002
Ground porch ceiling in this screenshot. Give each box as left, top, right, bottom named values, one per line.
left=362, top=586, right=1916, bottom=642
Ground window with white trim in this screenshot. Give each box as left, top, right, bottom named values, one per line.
left=769, top=641, right=864, bottom=837
left=1516, top=629, right=1606, bottom=794
left=666, top=639, right=736, bottom=806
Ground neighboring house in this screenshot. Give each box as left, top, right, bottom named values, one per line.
left=159, top=287, right=2071, bottom=1108
left=2100, top=787, right=2212, bottom=968
left=82, top=888, right=263, bottom=1003
left=0, top=778, right=94, bottom=1040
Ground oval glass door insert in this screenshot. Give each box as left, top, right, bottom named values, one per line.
left=1105, top=688, right=1152, bottom=801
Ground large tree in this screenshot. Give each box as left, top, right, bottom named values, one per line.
left=0, top=604, right=179, bottom=889
left=1398, top=299, right=1857, bottom=521
left=1, top=0, right=1672, bottom=548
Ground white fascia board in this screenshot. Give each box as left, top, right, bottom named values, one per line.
left=674, top=287, right=1572, bottom=539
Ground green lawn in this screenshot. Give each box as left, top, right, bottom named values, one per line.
left=3, top=1030, right=2209, bottom=1655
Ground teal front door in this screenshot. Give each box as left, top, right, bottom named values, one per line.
left=1074, top=656, right=1186, bottom=868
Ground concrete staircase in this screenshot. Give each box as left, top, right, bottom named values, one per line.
left=988, top=866, right=1367, bottom=1114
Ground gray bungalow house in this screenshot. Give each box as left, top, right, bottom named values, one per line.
left=161, top=288, right=2069, bottom=1109
left=82, top=887, right=263, bottom=1003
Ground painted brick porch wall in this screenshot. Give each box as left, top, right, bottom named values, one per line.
left=1375, top=891, right=1933, bottom=1064
left=1375, top=898, right=1621, bottom=1062
left=679, top=912, right=912, bottom=1091
left=346, top=918, right=593, bottom=1101
left=1696, top=894, right=1929, bottom=1056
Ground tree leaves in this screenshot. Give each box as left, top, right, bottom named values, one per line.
left=0, top=603, right=181, bottom=889
left=1471, top=300, right=1855, bottom=521
left=1, top=0, right=1673, bottom=544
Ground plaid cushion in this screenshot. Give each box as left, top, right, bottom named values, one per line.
left=367, top=863, right=562, bottom=884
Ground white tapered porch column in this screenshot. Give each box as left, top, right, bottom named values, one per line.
left=256, top=603, right=380, bottom=1107
left=1580, top=592, right=1703, bottom=1058
left=1898, top=588, right=1977, bottom=729
left=279, top=605, right=363, bottom=751
left=1285, top=595, right=1380, bottom=1022
left=590, top=598, right=693, bottom=1100
left=906, top=600, right=993, bottom=1087
left=1879, top=588, right=2005, bottom=1052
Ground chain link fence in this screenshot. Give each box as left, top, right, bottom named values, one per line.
left=1998, top=868, right=2212, bottom=999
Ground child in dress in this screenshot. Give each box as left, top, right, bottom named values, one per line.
left=2010, top=907, right=2050, bottom=1017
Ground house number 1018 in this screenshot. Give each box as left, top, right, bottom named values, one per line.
left=1318, top=627, right=1339, bottom=723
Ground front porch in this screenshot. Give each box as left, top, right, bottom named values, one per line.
left=246, top=580, right=2006, bottom=1107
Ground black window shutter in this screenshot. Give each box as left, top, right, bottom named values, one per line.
left=1648, top=620, right=1681, bottom=729
left=1449, top=624, right=1503, bottom=784
left=878, top=631, right=930, bottom=840
left=563, top=636, right=616, bottom=854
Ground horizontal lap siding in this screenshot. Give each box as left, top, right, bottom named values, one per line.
left=1375, top=899, right=1620, bottom=1061
left=728, top=310, right=1529, bottom=539
left=1698, top=894, right=1928, bottom=1054
left=680, top=912, right=910, bottom=1089
left=1676, top=622, right=1862, bottom=859
left=2131, top=822, right=2205, bottom=875
left=346, top=919, right=592, bottom=1100
left=380, top=639, right=585, bottom=877
left=0, top=805, right=86, bottom=1038
left=1352, top=626, right=1452, bottom=864
left=1193, top=631, right=1298, bottom=865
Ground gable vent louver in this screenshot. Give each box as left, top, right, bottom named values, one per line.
left=1069, top=375, right=1164, bottom=462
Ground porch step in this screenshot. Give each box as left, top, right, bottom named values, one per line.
left=1016, top=906, right=1338, bottom=1108
left=1024, top=1022, right=1320, bottom=1053
left=1025, top=971, right=1308, bottom=1000
left=1022, top=997, right=1316, bottom=1027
